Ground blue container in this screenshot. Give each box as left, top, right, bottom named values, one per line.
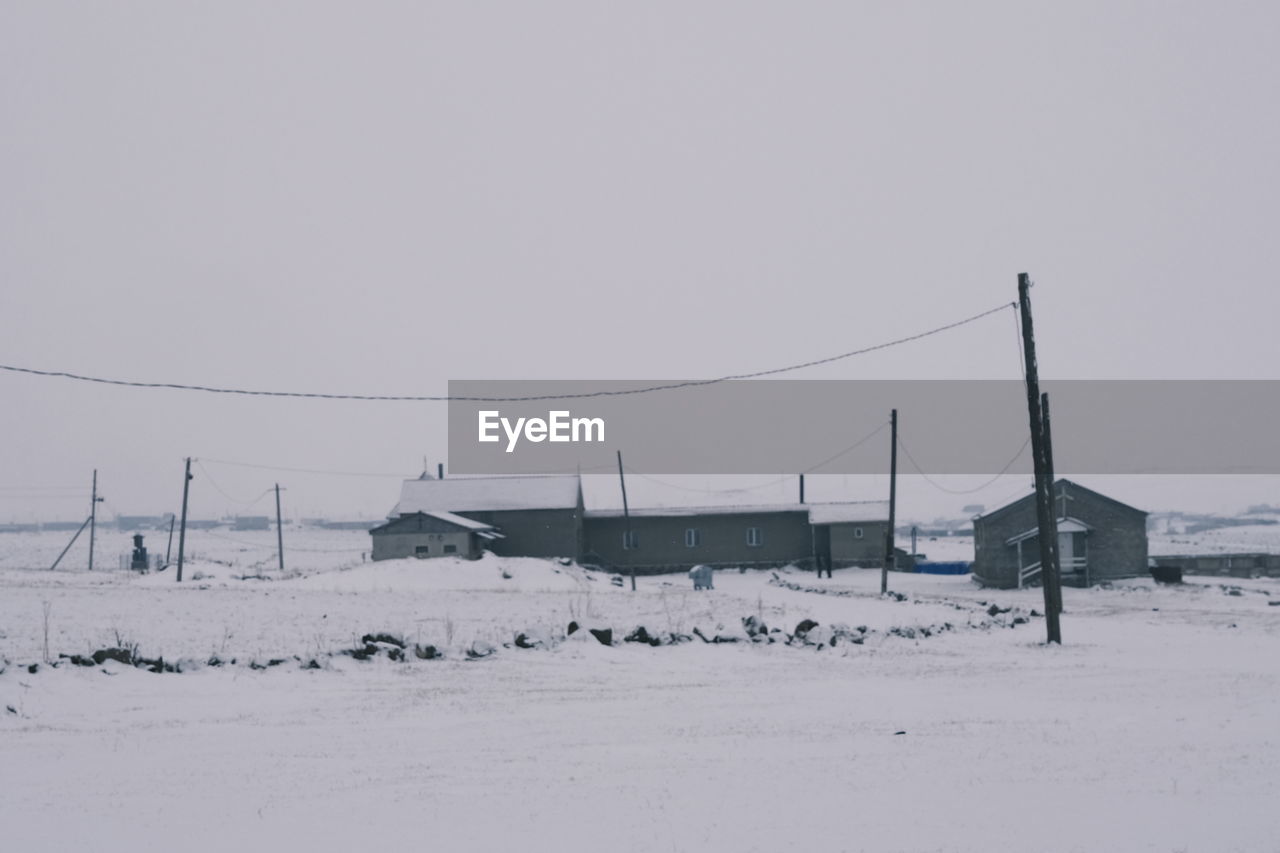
left=915, top=561, right=972, bottom=575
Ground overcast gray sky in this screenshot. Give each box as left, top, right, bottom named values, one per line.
left=2, top=2, right=1278, bottom=524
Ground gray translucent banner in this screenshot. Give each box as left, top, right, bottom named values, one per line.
left=446, top=380, right=1280, bottom=475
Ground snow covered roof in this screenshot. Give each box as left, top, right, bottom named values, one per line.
left=423, top=511, right=496, bottom=531
left=393, top=475, right=581, bottom=516
left=583, top=501, right=889, bottom=522
left=1005, top=516, right=1092, bottom=546
left=807, top=501, right=891, bottom=525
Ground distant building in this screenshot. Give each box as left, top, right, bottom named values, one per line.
left=369, top=511, right=500, bottom=561
left=388, top=475, right=584, bottom=559
left=115, top=515, right=173, bottom=531
left=233, top=516, right=271, bottom=531
left=973, top=479, right=1147, bottom=589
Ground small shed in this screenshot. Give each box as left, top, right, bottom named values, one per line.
left=369, top=511, right=502, bottom=561
left=972, top=479, right=1147, bottom=589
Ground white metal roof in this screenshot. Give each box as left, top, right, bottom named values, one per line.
left=583, top=501, right=889, bottom=522
left=394, top=475, right=581, bottom=515
left=423, top=511, right=496, bottom=531
left=1005, top=516, right=1092, bottom=546
left=807, top=501, right=892, bottom=525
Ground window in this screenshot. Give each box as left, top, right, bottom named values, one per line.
left=443, top=544, right=457, bottom=554
left=854, top=527, right=864, bottom=539
left=622, top=530, right=639, bottom=550
left=414, top=545, right=430, bottom=556
left=684, top=528, right=701, bottom=548
left=746, top=527, right=763, bottom=547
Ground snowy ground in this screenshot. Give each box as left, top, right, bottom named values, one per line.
left=2, top=530, right=1279, bottom=852
left=1150, top=522, right=1280, bottom=556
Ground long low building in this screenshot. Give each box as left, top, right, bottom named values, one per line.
left=583, top=502, right=889, bottom=573
left=371, top=474, right=892, bottom=572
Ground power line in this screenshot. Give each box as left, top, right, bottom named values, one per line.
left=200, top=458, right=411, bottom=478
left=896, top=432, right=1030, bottom=495
left=193, top=460, right=275, bottom=506
left=0, top=302, right=1015, bottom=402
left=621, top=420, right=890, bottom=493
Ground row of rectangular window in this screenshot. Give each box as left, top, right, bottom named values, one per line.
left=415, top=544, right=458, bottom=555
left=620, top=526, right=863, bottom=550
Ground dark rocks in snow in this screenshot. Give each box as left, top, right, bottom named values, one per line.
left=414, top=643, right=440, bottom=659
left=742, top=615, right=768, bottom=637
left=624, top=626, right=660, bottom=646
left=1268, top=600, right=1280, bottom=607
left=466, top=641, right=496, bottom=660
left=93, top=647, right=136, bottom=666
left=303, top=659, right=322, bottom=670
left=692, top=627, right=712, bottom=643
left=60, top=653, right=96, bottom=667
left=567, top=621, right=580, bottom=636
left=987, top=604, right=1011, bottom=617
left=588, top=628, right=613, bottom=646
left=361, top=632, right=405, bottom=649
left=514, top=633, right=540, bottom=649
left=27, top=663, right=39, bottom=674
left=794, top=619, right=819, bottom=639
left=885, top=591, right=907, bottom=602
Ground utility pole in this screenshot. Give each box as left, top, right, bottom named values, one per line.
left=437, top=463, right=444, bottom=480
left=275, top=483, right=285, bottom=572
left=617, top=450, right=635, bottom=592
left=882, top=409, right=898, bottom=595
left=799, top=473, right=805, bottom=504
left=1041, top=392, right=1064, bottom=612
left=176, top=458, right=192, bottom=583
left=165, top=514, right=175, bottom=566
left=1018, top=273, right=1062, bottom=643
left=88, top=469, right=102, bottom=571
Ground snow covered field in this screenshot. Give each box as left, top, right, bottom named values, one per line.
left=2, top=529, right=1279, bottom=852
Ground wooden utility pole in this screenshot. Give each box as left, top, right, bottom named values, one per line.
left=616, top=450, right=635, bottom=592
left=88, top=469, right=101, bottom=571
left=437, top=463, right=444, bottom=480
left=1018, top=273, right=1062, bottom=643
left=1041, top=392, right=1063, bottom=613
left=882, top=408, right=898, bottom=595
left=274, top=483, right=285, bottom=572
left=799, top=473, right=805, bottom=504
left=176, top=457, right=192, bottom=583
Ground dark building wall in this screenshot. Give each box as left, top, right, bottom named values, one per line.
left=369, top=514, right=480, bottom=561
left=1151, top=553, right=1280, bottom=578
left=583, top=510, right=812, bottom=573
left=456, top=507, right=582, bottom=560
left=828, top=521, right=889, bottom=566
left=973, top=481, right=1147, bottom=589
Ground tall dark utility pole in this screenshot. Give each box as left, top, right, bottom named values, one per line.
left=616, top=450, right=635, bottom=592
left=1041, top=392, right=1063, bottom=613
left=882, top=409, right=898, bottom=595
left=274, top=483, right=285, bottom=572
left=1018, top=273, right=1062, bottom=644
left=88, top=469, right=101, bottom=571
left=176, top=458, right=192, bottom=583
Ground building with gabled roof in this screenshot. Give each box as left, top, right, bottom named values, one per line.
left=369, top=511, right=502, bottom=561
left=382, top=474, right=584, bottom=559
left=972, top=479, right=1147, bottom=589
